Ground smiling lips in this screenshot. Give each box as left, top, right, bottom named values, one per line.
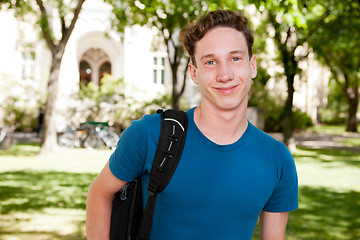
left=214, top=85, right=239, bottom=95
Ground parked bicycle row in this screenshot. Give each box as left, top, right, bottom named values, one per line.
left=57, top=122, right=120, bottom=150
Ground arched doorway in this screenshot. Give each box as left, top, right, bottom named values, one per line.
left=78, top=48, right=111, bottom=86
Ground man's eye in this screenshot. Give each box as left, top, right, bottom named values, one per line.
left=206, top=60, right=216, bottom=65
left=232, top=57, right=241, bottom=61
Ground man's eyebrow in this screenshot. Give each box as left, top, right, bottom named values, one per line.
left=200, top=54, right=215, bottom=61
left=230, top=50, right=247, bottom=55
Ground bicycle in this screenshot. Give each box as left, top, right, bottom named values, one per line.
left=83, top=125, right=120, bottom=150
left=58, top=122, right=120, bottom=150
left=57, top=125, right=88, bottom=148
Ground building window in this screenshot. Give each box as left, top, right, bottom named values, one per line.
left=21, top=49, right=35, bottom=80
left=79, top=60, right=92, bottom=86
left=153, top=56, right=165, bottom=84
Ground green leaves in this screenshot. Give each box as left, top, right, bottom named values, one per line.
left=106, top=0, right=238, bottom=34
left=308, top=0, right=360, bottom=77
left=0, top=0, right=34, bottom=17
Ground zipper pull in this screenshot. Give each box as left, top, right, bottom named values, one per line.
left=120, top=184, right=128, bottom=200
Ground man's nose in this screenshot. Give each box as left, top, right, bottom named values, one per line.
left=216, top=62, right=234, bottom=83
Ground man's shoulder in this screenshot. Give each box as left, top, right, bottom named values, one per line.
left=129, top=112, right=161, bottom=128
left=248, top=123, right=291, bottom=159
left=249, top=123, right=283, bottom=146
left=118, top=113, right=162, bottom=146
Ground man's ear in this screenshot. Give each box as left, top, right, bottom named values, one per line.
left=250, top=55, right=257, bottom=79
left=189, top=62, right=198, bottom=85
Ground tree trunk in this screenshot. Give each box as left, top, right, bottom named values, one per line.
left=342, top=73, right=359, bottom=132
left=171, top=63, right=180, bottom=110
left=171, top=64, right=189, bottom=110
left=282, top=73, right=295, bottom=147
left=172, top=92, right=180, bottom=110
left=345, top=88, right=359, bottom=132
left=268, top=12, right=298, bottom=149
left=39, top=55, right=62, bottom=153
left=166, top=40, right=188, bottom=111
left=280, top=44, right=297, bottom=149
left=35, top=0, right=85, bottom=153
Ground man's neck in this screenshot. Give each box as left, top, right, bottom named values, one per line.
left=193, top=104, right=248, bottom=145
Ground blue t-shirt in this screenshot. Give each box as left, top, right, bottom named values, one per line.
left=109, top=107, right=298, bottom=240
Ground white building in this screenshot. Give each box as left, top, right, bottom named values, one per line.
left=0, top=0, right=199, bottom=130
left=0, top=0, right=328, bottom=131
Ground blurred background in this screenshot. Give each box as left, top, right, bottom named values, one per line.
left=0, top=0, right=359, bottom=239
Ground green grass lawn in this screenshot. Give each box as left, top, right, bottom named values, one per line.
left=251, top=145, right=360, bottom=240
left=1, top=137, right=360, bottom=239
left=287, top=147, right=360, bottom=239
left=0, top=143, right=111, bottom=240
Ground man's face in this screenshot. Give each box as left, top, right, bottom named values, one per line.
left=189, top=27, right=257, bottom=112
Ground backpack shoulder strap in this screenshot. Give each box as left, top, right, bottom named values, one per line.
left=137, top=109, right=188, bottom=240
left=148, top=109, right=188, bottom=194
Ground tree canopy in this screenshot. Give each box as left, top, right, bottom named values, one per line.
left=307, top=0, right=360, bottom=131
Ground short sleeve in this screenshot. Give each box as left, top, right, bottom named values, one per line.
left=263, top=144, right=298, bottom=212
left=109, top=119, right=147, bottom=182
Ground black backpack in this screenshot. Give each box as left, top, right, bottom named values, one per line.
left=110, top=109, right=188, bottom=240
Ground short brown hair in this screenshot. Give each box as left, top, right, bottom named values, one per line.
left=179, top=9, right=254, bottom=66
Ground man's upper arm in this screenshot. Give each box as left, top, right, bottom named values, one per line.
left=260, top=211, right=289, bottom=240
left=86, top=161, right=127, bottom=240
left=90, top=160, right=127, bottom=197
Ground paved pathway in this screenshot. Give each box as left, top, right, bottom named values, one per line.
left=271, top=130, right=360, bottom=153
left=8, top=130, right=360, bottom=153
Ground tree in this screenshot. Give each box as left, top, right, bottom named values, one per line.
left=307, top=0, right=360, bottom=132
left=252, top=0, right=329, bottom=146
left=1, top=0, right=86, bottom=152
left=105, top=0, right=237, bottom=110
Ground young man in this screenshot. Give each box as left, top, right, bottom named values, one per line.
left=86, top=9, right=298, bottom=240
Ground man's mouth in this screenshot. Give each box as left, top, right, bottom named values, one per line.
left=214, top=85, right=239, bottom=95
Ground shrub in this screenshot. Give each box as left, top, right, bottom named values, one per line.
left=292, top=109, right=314, bottom=130
left=68, top=75, right=187, bottom=131
left=0, top=74, right=45, bottom=131
left=264, top=107, right=313, bottom=132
